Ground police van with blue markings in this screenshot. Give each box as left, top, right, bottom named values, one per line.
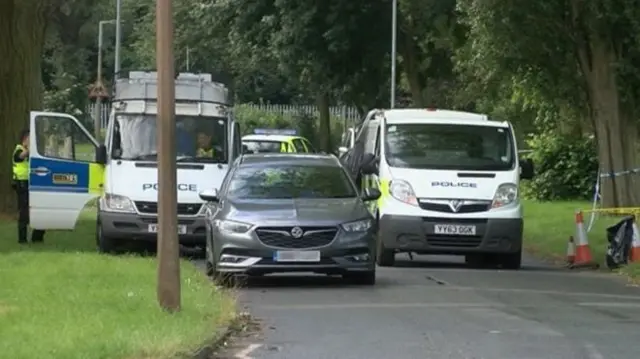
left=28, top=71, right=241, bottom=253
left=344, top=108, right=535, bottom=269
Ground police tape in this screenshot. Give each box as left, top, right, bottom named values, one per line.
left=582, top=207, right=640, bottom=216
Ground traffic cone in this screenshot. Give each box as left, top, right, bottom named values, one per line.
left=629, top=219, right=640, bottom=262
left=569, top=211, right=599, bottom=269
left=566, top=236, right=575, bottom=265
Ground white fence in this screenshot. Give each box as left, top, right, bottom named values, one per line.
left=86, top=103, right=362, bottom=130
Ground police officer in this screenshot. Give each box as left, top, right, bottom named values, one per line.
left=196, top=132, right=215, bottom=158
left=13, top=129, right=45, bottom=244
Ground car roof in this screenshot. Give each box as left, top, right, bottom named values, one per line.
left=242, top=134, right=296, bottom=142
left=239, top=153, right=341, bottom=167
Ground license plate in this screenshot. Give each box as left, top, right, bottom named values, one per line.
left=148, top=224, right=187, bottom=235
left=274, top=250, right=321, bottom=262
left=434, top=224, right=476, bottom=236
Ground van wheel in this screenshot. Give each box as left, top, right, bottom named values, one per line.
left=376, top=237, right=395, bottom=267
left=499, top=251, right=522, bottom=270
left=96, top=221, right=118, bottom=254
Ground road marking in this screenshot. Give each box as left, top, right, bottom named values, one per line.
left=234, top=344, right=262, bottom=359
left=583, top=343, right=605, bottom=359
left=578, top=302, right=640, bottom=308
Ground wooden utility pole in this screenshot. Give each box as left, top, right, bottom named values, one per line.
left=156, top=0, right=180, bottom=312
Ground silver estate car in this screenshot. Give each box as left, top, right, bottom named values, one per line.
left=199, top=153, right=381, bottom=285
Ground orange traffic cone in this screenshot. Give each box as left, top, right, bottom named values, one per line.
left=566, top=236, right=575, bottom=265
left=629, top=219, right=640, bottom=262
left=570, top=211, right=599, bottom=269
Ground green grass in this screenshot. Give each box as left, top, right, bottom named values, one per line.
left=0, top=210, right=236, bottom=359
left=523, top=199, right=640, bottom=278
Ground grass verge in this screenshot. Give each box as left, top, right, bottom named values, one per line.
left=0, top=209, right=236, bottom=359
left=523, top=199, right=640, bottom=279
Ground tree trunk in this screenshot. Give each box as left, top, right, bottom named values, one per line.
left=316, top=92, right=331, bottom=152
left=399, top=33, right=424, bottom=107
left=579, top=34, right=640, bottom=207
left=0, top=1, right=49, bottom=214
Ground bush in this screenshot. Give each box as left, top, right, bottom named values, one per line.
left=522, top=131, right=598, bottom=201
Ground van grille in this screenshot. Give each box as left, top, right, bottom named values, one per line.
left=135, top=201, right=202, bottom=216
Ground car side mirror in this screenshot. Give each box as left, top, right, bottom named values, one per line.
left=362, top=187, right=381, bottom=201
left=96, top=145, right=107, bottom=165
left=361, top=152, right=378, bottom=175
left=199, top=188, right=219, bottom=203
left=520, top=158, right=534, bottom=180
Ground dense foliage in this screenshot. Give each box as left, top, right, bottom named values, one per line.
left=1, top=0, right=639, bottom=212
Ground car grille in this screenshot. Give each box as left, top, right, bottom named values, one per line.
left=135, top=201, right=202, bottom=216
left=255, top=226, right=337, bottom=249
left=419, top=201, right=491, bottom=213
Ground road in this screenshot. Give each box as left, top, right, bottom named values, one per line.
left=204, top=254, right=640, bottom=359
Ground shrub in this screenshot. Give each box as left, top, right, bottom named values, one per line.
left=522, top=131, right=598, bottom=201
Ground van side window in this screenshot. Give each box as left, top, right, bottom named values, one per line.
left=291, top=139, right=306, bottom=152
left=374, top=124, right=381, bottom=156
left=363, top=122, right=378, bottom=154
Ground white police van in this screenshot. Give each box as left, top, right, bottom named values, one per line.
left=345, top=108, right=534, bottom=269
left=27, top=71, right=241, bottom=252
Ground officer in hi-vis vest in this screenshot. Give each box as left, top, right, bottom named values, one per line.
left=196, top=132, right=215, bottom=158
left=12, top=129, right=45, bottom=244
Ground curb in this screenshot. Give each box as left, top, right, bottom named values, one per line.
left=190, top=322, right=237, bottom=359
left=189, top=312, right=253, bottom=359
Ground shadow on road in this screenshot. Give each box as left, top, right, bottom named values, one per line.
left=394, top=255, right=563, bottom=273
left=239, top=273, right=399, bottom=289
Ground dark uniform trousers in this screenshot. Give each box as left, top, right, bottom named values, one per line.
left=14, top=180, right=44, bottom=243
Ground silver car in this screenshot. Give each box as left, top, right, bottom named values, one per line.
left=199, top=153, right=381, bottom=285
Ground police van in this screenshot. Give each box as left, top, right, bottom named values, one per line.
left=345, top=108, right=534, bottom=269
left=241, top=129, right=316, bottom=153
left=27, top=71, right=241, bottom=253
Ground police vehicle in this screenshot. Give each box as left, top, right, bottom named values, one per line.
left=344, top=108, right=534, bottom=269
left=26, top=71, right=241, bottom=253
left=242, top=129, right=316, bottom=153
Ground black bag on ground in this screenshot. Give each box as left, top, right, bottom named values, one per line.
left=605, top=216, right=635, bottom=269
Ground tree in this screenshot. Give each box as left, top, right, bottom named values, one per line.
left=457, top=0, right=640, bottom=207
left=0, top=1, right=60, bottom=214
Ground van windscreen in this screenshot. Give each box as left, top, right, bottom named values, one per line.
left=384, top=123, right=515, bottom=171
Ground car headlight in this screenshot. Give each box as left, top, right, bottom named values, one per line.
left=491, top=183, right=518, bottom=208
left=389, top=180, right=418, bottom=206
left=342, top=219, right=373, bottom=232
left=214, top=219, right=253, bottom=234
left=102, top=193, right=135, bottom=213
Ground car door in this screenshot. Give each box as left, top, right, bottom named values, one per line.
left=29, top=111, right=105, bottom=230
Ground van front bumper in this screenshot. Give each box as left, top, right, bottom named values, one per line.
left=379, top=214, right=522, bottom=254
left=98, top=211, right=206, bottom=246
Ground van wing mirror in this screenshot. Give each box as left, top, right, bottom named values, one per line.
left=361, top=153, right=378, bottom=175
left=362, top=187, right=381, bottom=201
left=96, top=145, right=107, bottom=165
left=520, top=158, right=534, bottom=179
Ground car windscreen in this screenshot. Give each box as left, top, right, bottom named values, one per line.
left=384, top=123, right=515, bottom=171
left=243, top=140, right=282, bottom=153
left=227, top=164, right=358, bottom=199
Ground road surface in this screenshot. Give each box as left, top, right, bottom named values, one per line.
left=205, top=254, right=640, bottom=359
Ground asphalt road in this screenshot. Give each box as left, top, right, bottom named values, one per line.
left=204, top=254, right=640, bottom=359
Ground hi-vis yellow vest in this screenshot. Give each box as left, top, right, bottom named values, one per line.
left=197, top=148, right=214, bottom=157
left=12, top=144, right=29, bottom=181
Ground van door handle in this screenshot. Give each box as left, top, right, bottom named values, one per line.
left=33, top=167, right=50, bottom=176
